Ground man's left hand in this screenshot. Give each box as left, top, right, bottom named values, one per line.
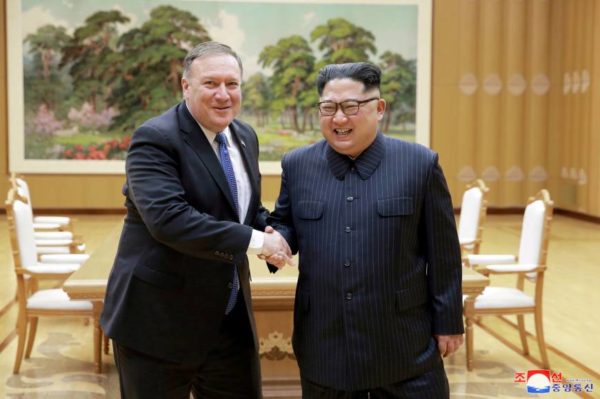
left=434, top=334, right=464, bottom=357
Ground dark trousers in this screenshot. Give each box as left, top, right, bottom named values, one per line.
left=113, top=297, right=261, bottom=399
left=301, top=360, right=449, bottom=399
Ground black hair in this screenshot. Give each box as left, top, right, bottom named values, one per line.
left=316, top=62, right=381, bottom=95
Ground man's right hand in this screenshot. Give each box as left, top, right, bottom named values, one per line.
left=259, top=226, right=295, bottom=268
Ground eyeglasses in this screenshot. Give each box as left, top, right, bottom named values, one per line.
left=317, top=97, right=379, bottom=116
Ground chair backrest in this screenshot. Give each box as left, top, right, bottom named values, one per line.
left=5, top=189, right=39, bottom=269
left=458, top=179, right=489, bottom=253
left=517, top=190, right=554, bottom=278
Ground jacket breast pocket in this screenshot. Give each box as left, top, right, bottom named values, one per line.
left=377, top=197, right=413, bottom=217
left=297, top=200, right=324, bottom=220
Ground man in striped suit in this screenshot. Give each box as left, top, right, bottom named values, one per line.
left=267, top=62, right=464, bottom=398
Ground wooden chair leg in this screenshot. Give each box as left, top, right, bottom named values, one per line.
left=103, top=334, right=110, bottom=355
left=13, top=311, right=28, bottom=374
left=516, top=315, right=529, bottom=355
left=93, top=302, right=103, bottom=373
left=534, top=310, right=550, bottom=368
left=463, top=296, right=476, bottom=371
left=25, top=317, right=38, bottom=358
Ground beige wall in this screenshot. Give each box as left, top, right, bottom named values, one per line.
left=433, top=0, right=600, bottom=216
left=2, top=0, right=600, bottom=215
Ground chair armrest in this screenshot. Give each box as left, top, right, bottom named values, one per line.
left=33, top=222, right=62, bottom=231
left=34, top=215, right=71, bottom=225
left=39, top=253, right=90, bottom=264
left=485, top=263, right=547, bottom=274
left=18, top=263, right=79, bottom=276
left=34, top=231, right=74, bottom=240
left=466, top=254, right=516, bottom=265
left=36, top=246, right=72, bottom=255
left=35, top=239, right=75, bottom=247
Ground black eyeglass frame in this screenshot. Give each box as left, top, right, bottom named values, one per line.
left=317, top=97, right=380, bottom=116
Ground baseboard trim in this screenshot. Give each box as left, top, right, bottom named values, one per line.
left=554, top=208, right=600, bottom=224
left=1, top=206, right=599, bottom=223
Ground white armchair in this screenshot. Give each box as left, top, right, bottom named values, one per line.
left=10, top=174, right=74, bottom=232
left=5, top=188, right=104, bottom=374
left=464, top=190, right=553, bottom=369
left=10, top=175, right=86, bottom=254
left=458, top=179, right=489, bottom=256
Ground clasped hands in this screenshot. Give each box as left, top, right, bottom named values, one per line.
left=258, top=226, right=295, bottom=269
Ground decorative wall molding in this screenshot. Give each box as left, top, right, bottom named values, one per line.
left=483, top=74, right=502, bottom=95
left=481, top=166, right=501, bottom=181
left=507, top=74, right=527, bottom=96
left=459, top=73, right=478, bottom=96
left=259, top=331, right=295, bottom=361
left=457, top=166, right=477, bottom=182
left=531, top=74, right=550, bottom=96
left=505, top=166, right=525, bottom=181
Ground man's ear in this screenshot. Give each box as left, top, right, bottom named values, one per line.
left=181, top=76, right=189, bottom=91
left=377, top=98, right=387, bottom=121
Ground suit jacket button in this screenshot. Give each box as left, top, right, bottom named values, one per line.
left=345, top=292, right=353, bottom=300
left=344, top=261, right=351, bottom=267
left=228, top=282, right=233, bottom=289
left=345, top=226, right=351, bottom=233
left=346, top=196, right=354, bottom=202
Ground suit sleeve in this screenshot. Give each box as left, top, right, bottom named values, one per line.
left=422, top=154, right=465, bottom=335
left=126, top=123, right=252, bottom=263
left=267, top=154, right=299, bottom=254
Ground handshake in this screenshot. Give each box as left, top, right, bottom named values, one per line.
left=258, top=226, right=295, bottom=269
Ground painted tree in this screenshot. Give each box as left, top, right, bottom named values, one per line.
left=243, top=73, right=271, bottom=127
left=310, top=18, right=377, bottom=64
left=379, top=51, right=416, bottom=132
left=25, top=25, right=70, bottom=80
left=60, top=10, right=130, bottom=112
left=24, top=25, right=70, bottom=113
left=109, top=5, right=211, bottom=130
left=259, top=35, right=315, bottom=132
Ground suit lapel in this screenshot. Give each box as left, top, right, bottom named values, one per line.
left=177, top=103, right=238, bottom=216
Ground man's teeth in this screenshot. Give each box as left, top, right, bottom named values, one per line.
left=334, top=129, right=351, bottom=135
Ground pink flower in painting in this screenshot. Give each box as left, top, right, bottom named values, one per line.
left=68, top=102, right=119, bottom=129
left=33, top=104, right=63, bottom=135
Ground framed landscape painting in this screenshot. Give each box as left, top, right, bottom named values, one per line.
left=7, top=0, right=431, bottom=174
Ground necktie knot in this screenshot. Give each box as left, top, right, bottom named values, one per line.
left=215, top=132, right=228, bottom=146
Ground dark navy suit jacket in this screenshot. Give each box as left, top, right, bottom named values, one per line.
left=101, top=102, right=269, bottom=364
left=268, top=133, right=464, bottom=390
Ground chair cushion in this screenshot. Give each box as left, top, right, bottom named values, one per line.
left=39, top=254, right=89, bottom=264
left=34, top=231, right=74, bottom=240
left=34, top=216, right=71, bottom=225
left=474, top=287, right=535, bottom=309
left=27, top=263, right=81, bottom=274
left=36, top=246, right=72, bottom=255
left=27, top=289, right=93, bottom=310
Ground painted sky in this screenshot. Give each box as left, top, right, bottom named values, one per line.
left=21, top=0, right=420, bottom=77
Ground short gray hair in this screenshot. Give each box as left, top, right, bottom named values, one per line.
left=182, top=41, right=243, bottom=79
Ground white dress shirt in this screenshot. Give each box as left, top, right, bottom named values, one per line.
left=195, top=121, right=264, bottom=253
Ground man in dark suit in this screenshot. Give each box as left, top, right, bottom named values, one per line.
left=268, top=62, right=464, bottom=398
left=101, top=42, right=291, bottom=399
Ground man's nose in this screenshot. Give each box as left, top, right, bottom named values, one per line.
left=332, top=107, right=348, bottom=122
left=215, top=83, right=228, bottom=98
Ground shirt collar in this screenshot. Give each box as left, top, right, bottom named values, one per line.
left=326, top=132, right=385, bottom=180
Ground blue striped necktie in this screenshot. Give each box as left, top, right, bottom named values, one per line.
left=215, top=132, right=240, bottom=314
